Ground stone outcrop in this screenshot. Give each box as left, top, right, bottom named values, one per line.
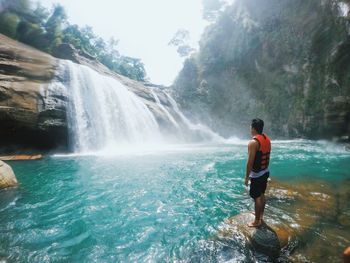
left=0, top=160, right=18, bottom=189
left=217, top=212, right=292, bottom=259
left=0, top=34, right=67, bottom=151
left=226, top=213, right=282, bottom=257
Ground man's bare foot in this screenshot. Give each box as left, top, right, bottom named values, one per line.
left=247, top=220, right=262, bottom=227
left=250, top=212, right=264, bottom=223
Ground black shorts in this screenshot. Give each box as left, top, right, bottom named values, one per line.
left=249, top=172, right=269, bottom=199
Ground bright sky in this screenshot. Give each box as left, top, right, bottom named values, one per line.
left=39, top=0, right=208, bottom=85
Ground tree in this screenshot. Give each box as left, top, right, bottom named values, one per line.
left=0, top=12, right=20, bottom=38
left=169, top=29, right=195, bottom=57
left=45, top=4, right=67, bottom=51
left=32, top=2, right=49, bottom=25
left=116, top=56, right=146, bottom=81
left=16, top=20, right=47, bottom=49
left=0, top=0, right=148, bottom=81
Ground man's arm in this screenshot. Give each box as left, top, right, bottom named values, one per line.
left=245, top=140, right=258, bottom=186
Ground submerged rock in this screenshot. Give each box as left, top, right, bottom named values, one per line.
left=267, top=179, right=337, bottom=234
left=0, top=160, right=18, bottom=189
left=266, top=179, right=350, bottom=262
left=223, top=213, right=284, bottom=258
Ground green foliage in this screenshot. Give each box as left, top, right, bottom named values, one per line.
left=169, top=29, right=195, bottom=57
left=17, top=20, right=47, bottom=50
left=0, top=0, right=147, bottom=81
left=0, top=12, right=20, bottom=38
left=44, top=4, right=66, bottom=52
left=115, top=57, right=146, bottom=81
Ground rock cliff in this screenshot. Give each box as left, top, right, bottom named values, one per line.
left=173, top=0, right=350, bottom=140
left=0, top=34, right=175, bottom=152
left=0, top=34, right=65, bottom=152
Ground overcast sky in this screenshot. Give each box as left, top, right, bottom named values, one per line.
left=39, top=0, right=208, bottom=85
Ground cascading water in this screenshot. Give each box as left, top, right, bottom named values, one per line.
left=150, top=90, right=180, bottom=130
left=52, top=60, right=222, bottom=153
left=63, top=60, right=163, bottom=152
left=164, top=93, right=223, bottom=142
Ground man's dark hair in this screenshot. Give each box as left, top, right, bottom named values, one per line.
left=251, top=118, right=264, bottom=134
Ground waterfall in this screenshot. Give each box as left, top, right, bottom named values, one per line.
left=63, top=60, right=163, bottom=152
left=150, top=90, right=180, bottom=129
left=164, top=93, right=223, bottom=142
left=52, top=60, right=222, bottom=153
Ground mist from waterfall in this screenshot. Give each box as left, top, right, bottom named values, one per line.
left=55, top=61, right=223, bottom=154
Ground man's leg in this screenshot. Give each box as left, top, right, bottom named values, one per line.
left=248, top=195, right=263, bottom=227
left=260, top=193, right=266, bottom=221
left=259, top=173, right=269, bottom=221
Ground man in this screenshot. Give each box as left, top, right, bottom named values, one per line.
left=245, top=118, right=271, bottom=227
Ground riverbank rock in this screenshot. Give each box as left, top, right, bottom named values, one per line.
left=0, top=160, right=18, bottom=189
left=224, top=213, right=283, bottom=258
left=0, top=154, right=43, bottom=161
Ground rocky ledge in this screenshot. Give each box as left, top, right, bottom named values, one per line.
left=0, top=34, right=65, bottom=152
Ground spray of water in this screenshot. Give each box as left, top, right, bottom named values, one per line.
left=49, top=60, right=228, bottom=154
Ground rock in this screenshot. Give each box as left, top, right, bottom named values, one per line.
left=225, top=213, right=282, bottom=258
left=172, top=0, right=350, bottom=140
left=267, top=179, right=337, bottom=233
left=266, top=179, right=350, bottom=262
left=0, top=160, right=18, bottom=189
left=0, top=154, right=42, bottom=161
left=0, top=33, right=67, bottom=151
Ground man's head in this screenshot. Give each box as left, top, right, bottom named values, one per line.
left=251, top=118, right=264, bottom=136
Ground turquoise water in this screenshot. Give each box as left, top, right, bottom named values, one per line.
left=0, top=140, right=349, bottom=262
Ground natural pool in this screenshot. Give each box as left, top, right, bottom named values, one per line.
left=0, top=140, right=349, bottom=262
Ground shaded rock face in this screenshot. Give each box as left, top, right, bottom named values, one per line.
left=0, top=34, right=67, bottom=152
left=173, top=0, right=350, bottom=140
left=0, top=160, right=17, bottom=189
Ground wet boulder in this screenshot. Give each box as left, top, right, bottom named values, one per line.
left=225, top=213, right=284, bottom=258
left=0, top=160, right=18, bottom=189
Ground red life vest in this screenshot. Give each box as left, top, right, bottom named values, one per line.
left=252, top=134, right=271, bottom=173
